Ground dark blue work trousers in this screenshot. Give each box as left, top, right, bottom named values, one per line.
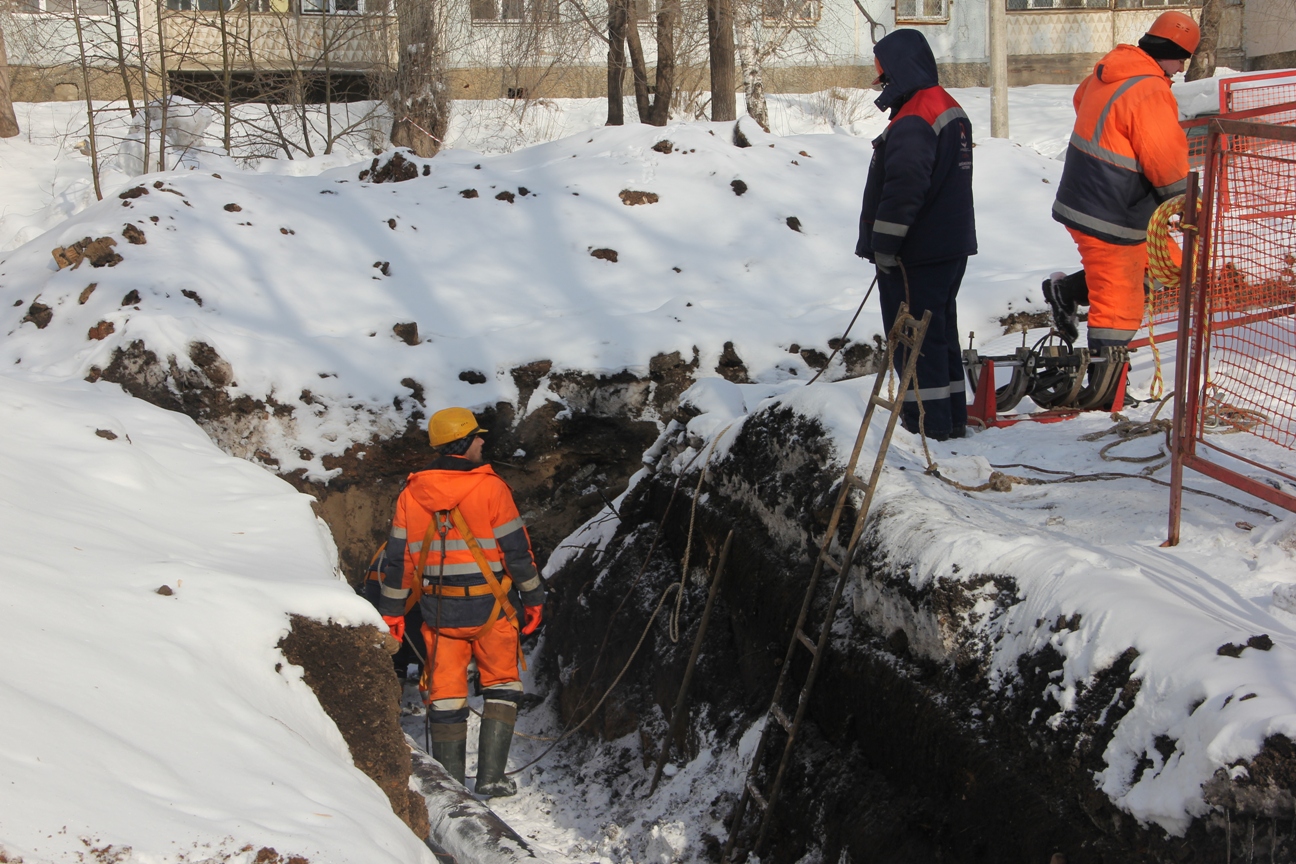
left=877, top=257, right=969, bottom=437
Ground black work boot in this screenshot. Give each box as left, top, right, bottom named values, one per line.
left=430, top=721, right=467, bottom=786
left=474, top=700, right=518, bottom=798
left=1042, top=270, right=1083, bottom=343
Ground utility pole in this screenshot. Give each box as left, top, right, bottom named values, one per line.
left=988, top=0, right=1008, bottom=138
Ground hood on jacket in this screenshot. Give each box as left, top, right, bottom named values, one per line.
left=406, top=462, right=494, bottom=514
left=874, top=29, right=940, bottom=113
left=1094, top=43, right=1168, bottom=83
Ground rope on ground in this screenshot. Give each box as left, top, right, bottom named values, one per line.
left=806, top=275, right=877, bottom=386
left=669, top=424, right=734, bottom=643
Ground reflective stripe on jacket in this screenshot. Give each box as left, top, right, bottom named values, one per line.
left=1052, top=44, right=1188, bottom=246
left=376, top=456, right=543, bottom=629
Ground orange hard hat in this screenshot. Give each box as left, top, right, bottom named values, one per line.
left=1147, top=10, right=1201, bottom=55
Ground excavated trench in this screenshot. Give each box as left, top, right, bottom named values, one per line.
left=87, top=336, right=1296, bottom=863
left=543, top=406, right=1296, bottom=864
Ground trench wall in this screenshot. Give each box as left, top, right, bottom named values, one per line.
left=543, top=406, right=1296, bottom=864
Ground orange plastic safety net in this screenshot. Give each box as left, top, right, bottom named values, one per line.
left=1195, top=125, right=1296, bottom=449
left=1142, top=98, right=1296, bottom=344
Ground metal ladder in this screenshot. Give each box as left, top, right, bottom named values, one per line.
left=721, top=305, right=931, bottom=864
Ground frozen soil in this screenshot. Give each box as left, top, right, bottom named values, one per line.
left=540, top=404, right=1296, bottom=864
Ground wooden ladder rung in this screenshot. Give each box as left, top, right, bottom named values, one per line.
left=795, top=628, right=818, bottom=656
left=870, top=394, right=897, bottom=411
left=847, top=474, right=869, bottom=491
left=819, top=551, right=842, bottom=573
left=746, top=779, right=769, bottom=811
left=770, top=703, right=793, bottom=733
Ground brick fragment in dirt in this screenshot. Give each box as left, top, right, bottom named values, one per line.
left=88, top=320, right=115, bottom=340
left=278, top=617, right=429, bottom=838
left=52, top=237, right=122, bottom=269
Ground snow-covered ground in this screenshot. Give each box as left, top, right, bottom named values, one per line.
left=2, top=65, right=1293, bottom=864
left=0, top=372, right=430, bottom=864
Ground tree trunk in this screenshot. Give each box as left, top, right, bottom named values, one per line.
left=647, top=0, right=678, bottom=126
left=389, top=0, right=449, bottom=157
left=73, top=1, right=103, bottom=200
left=734, top=3, right=768, bottom=129
left=109, top=0, right=138, bottom=117
left=707, top=0, right=735, bottom=121
left=625, top=0, right=651, bottom=121
left=607, top=0, right=628, bottom=125
left=0, top=24, right=18, bottom=139
left=1186, top=0, right=1222, bottom=82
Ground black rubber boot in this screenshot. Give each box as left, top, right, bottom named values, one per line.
left=430, top=722, right=467, bottom=786
left=474, top=703, right=518, bottom=798
left=1042, top=270, right=1085, bottom=343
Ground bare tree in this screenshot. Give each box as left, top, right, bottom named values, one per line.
left=1185, top=0, right=1221, bottom=82
left=646, top=0, right=677, bottom=124
left=707, top=0, right=734, bottom=120
left=72, top=0, right=104, bottom=198
left=0, top=22, right=18, bottom=138
left=390, top=0, right=449, bottom=156
left=606, top=0, right=627, bottom=124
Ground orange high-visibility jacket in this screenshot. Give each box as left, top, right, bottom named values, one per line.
left=376, top=457, right=543, bottom=630
left=1052, top=44, right=1188, bottom=246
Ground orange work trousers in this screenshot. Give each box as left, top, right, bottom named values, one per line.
left=420, top=616, right=520, bottom=704
left=1068, top=227, right=1147, bottom=344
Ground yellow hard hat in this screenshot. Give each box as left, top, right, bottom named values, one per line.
left=428, top=407, right=487, bottom=448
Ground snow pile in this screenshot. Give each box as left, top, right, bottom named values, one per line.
left=0, top=371, right=428, bottom=864
left=0, top=110, right=1081, bottom=480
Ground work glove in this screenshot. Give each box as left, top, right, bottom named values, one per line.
left=521, top=605, right=543, bottom=635
left=874, top=251, right=898, bottom=275
left=382, top=615, right=406, bottom=643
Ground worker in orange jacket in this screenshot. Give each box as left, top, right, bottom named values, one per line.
left=1045, top=10, right=1200, bottom=349
left=375, top=407, right=544, bottom=797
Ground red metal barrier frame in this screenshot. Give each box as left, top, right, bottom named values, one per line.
left=968, top=359, right=1128, bottom=429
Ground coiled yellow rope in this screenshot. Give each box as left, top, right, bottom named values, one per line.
left=1147, top=194, right=1193, bottom=288
left=1143, top=194, right=1200, bottom=400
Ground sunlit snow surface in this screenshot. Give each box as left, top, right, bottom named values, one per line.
left=0, top=373, right=430, bottom=864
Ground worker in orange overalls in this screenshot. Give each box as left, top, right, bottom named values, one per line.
left=375, top=407, right=544, bottom=797
left=1045, top=10, right=1200, bottom=349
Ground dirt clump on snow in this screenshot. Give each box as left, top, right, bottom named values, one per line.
left=278, top=616, right=429, bottom=839
left=21, top=301, right=52, bottom=329
left=361, top=152, right=420, bottom=183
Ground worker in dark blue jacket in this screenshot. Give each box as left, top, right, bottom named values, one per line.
left=856, top=28, right=977, bottom=440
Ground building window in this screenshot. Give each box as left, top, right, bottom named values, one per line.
left=165, top=0, right=232, bottom=9
left=471, top=0, right=556, bottom=22
left=762, top=0, right=821, bottom=24
left=895, top=0, right=948, bottom=23
left=300, top=0, right=381, bottom=12
left=1007, top=0, right=1198, bottom=9
left=12, top=0, right=110, bottom=13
